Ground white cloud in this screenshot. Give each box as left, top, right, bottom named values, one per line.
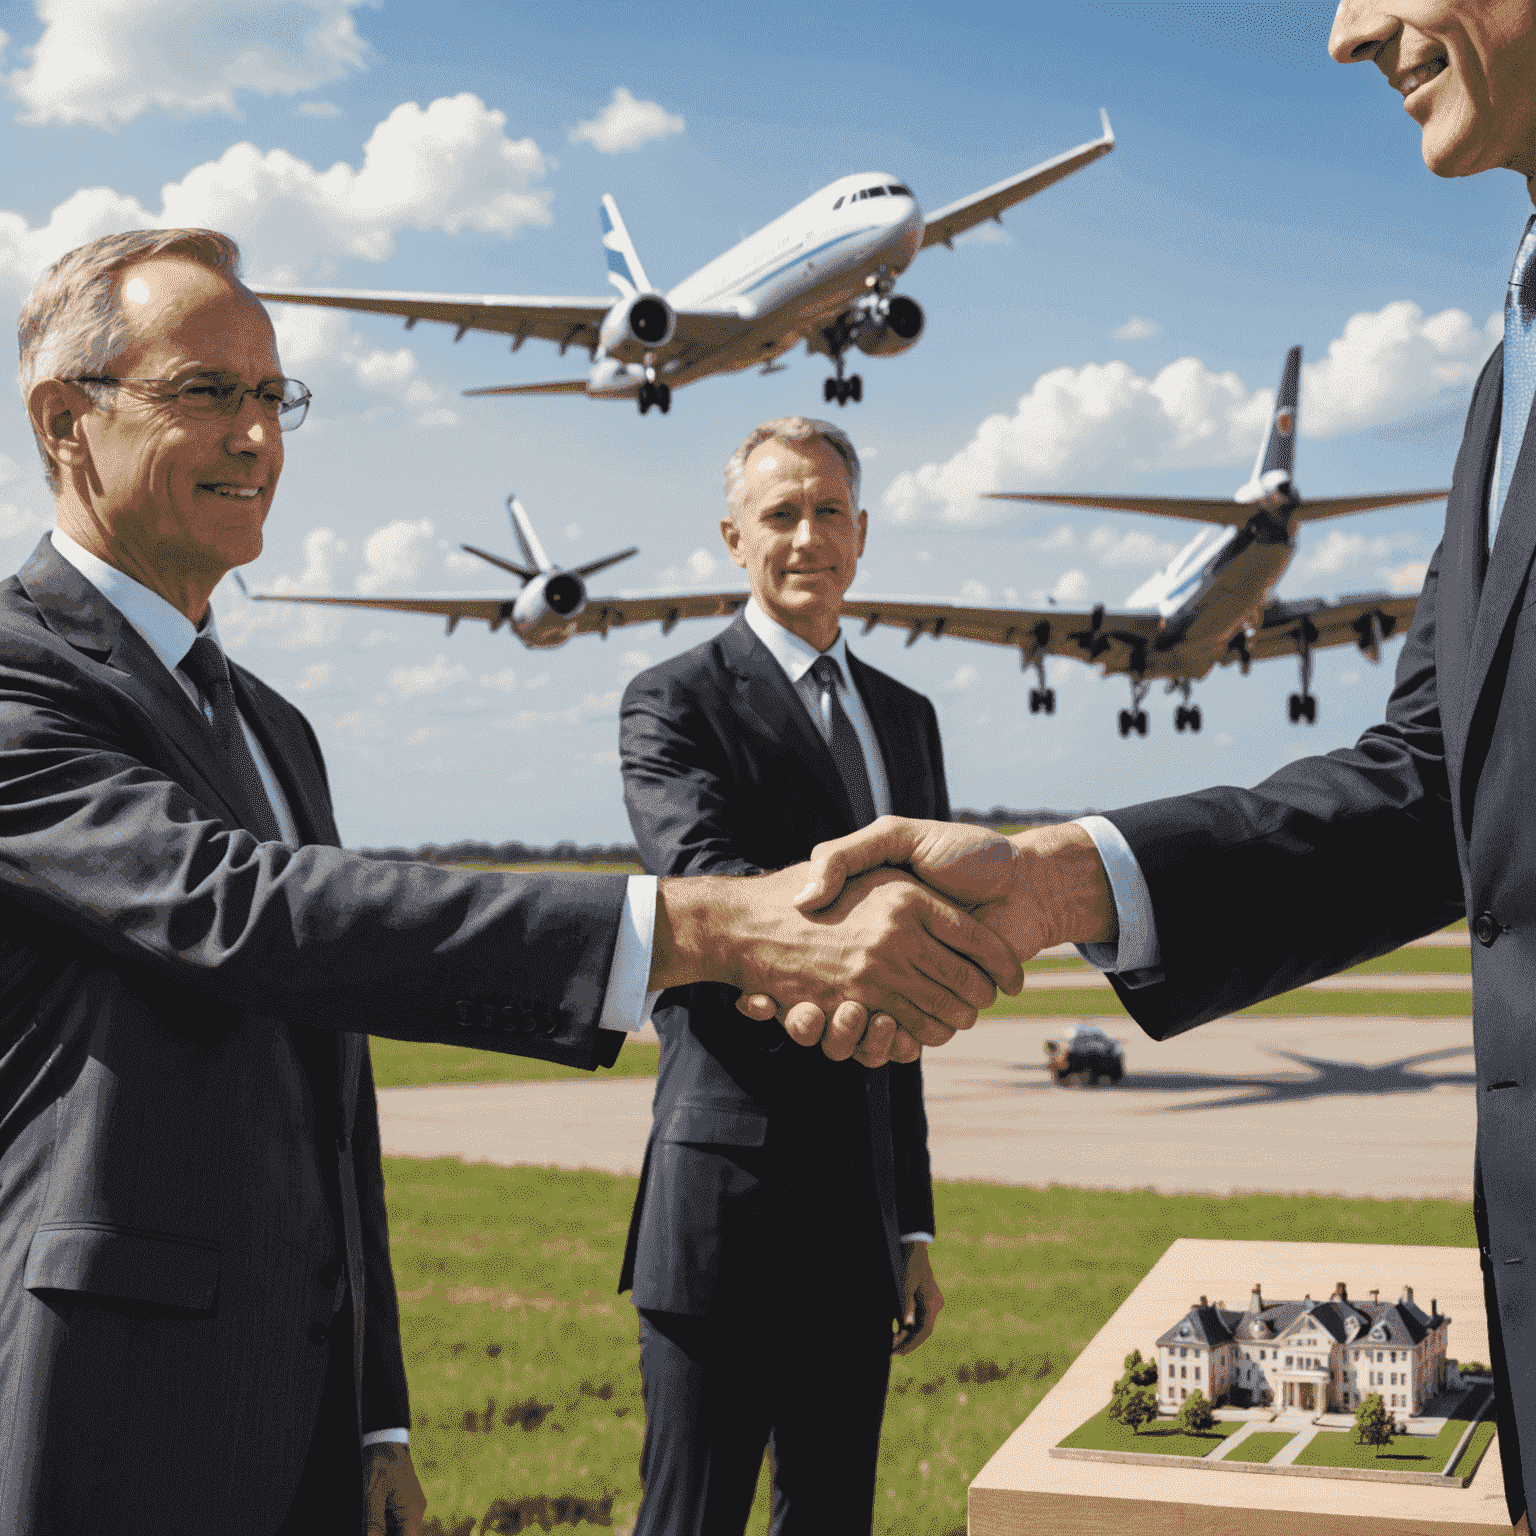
left=1088, top=526, right=1177, bottom=569
left=4, top=0, right=371, bottom=129
left=565, top=523, right=582, bottom=540
left=621, top=649, right=652, bottom=669
left=959, top=579, right=990, bottom=602
left=955, top=222, right=1012, bottom=248
left=569, top=87, right=684, bottom=154
left=1051, top=569, right=1089, bottom=603
left=1302, top=528, right=1419, bottom=578
left=1388, top=560, right=1429, bottom=594
left=1339, top=671, right=1361, bottom=686
left=388, top=653, right=466, bottom=699
left=480, top=668, right=518, bottom=692
left=525, top=671, right=549, bottom=690
left=0, top=93, right=552, bottom=294
left=295, top=661, right=334, bottom=692
left=218, top=525, right=346, bottom=650
left=948, top=664, right=983, bottom=690
left=270, top=306, right=451, bottom=426
left=1112, top=317, right=1160, bottom=341
left=357, top=517, right=434, bottom=594
left=444, top=547, right=486, bottom=574
left=658, top=546, right=726, bottom=587
left=881, top=301, right=1500, bottom=529
left=297, top=100, right=342, bottom=119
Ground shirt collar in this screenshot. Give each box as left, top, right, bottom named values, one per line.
left=50, top=526, right=215, bottom=674
left=743, top=596, right=850, bottom=686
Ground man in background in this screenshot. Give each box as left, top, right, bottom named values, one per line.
left=0, top=237, right=1017, bottom=1536
left=619, top=417, right=947, bottom=1536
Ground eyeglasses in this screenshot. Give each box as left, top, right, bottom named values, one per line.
left=70, top=371, right=312, bottom=431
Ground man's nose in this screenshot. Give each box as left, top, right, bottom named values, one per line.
left=792, top=516, right=816, bottom=547
left=1330, top=0, right=1397, bottom=64
left=228, top=404, right=270, bottom=453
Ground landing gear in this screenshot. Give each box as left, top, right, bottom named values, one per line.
left=1287, top=621, right=1319, bottom=725
left=1168, top=679, right=1201, bottom=733
left=823, top=351, right=862, bottom=407
left=1117, top=677, right=1150, bottom=738
left=1026, top=654, right=1056, bottom=715
left=637, top=381, right=671, bottom=415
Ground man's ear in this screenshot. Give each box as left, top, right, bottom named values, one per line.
left=28, top=379, right=96, bottom=477
left=856, top=508, right=868, bottom=558
left=721, top=516, right=748, bottom=570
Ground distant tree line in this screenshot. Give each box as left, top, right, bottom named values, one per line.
left=353, top=810, right=1097, bottom=865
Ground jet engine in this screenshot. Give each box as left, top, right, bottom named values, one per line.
left=598, top=293, right=676, bottom=361
left=853, top=295, right=925, bottom=357
left=512, top=571, right=588, bottom=647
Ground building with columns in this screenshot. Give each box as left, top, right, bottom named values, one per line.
left=1154, top=1282, right=1450, bottom=1417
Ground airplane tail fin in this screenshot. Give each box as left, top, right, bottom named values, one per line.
left=507, top=495, right=554, bottom=572
left=1249, top=344, right=1302, bottom=486
left=601, top=194, right=654, bottom=297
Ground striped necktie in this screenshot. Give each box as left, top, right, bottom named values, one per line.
left=809, top=654, right=876, bottom=829
left=1491, top=214, right=1536, bottom=551
left=179, top=634, right=283, bottom=843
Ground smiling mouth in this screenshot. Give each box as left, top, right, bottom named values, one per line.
left=200, top=484, right=261, bottom=499
left=1399, top=56, right=1447, bottom=97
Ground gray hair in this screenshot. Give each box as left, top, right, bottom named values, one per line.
left=723, top=415, right=861, bottom=523
left=18, top=228, right=245, bottom=492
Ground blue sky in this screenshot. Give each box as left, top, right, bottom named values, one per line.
left=0, top=0, right=1529, bottom=846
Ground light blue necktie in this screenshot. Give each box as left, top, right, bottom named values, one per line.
left=1490, top=214, right=1536, bottom=551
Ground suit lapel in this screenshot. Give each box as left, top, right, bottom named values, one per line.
left=1460, top=344, right=1536, bottom=761
left=719, top=616, right=858, bottom=829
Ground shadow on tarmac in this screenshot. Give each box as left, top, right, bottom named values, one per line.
left=1008, top=1044, right=1476, bottom=1113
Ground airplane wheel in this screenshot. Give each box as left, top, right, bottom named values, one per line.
left=1118, top=710, right=1132, bottom=738
left=823, top=378, right=836, bottom=403
left=1028, top=689, right=1041, bottom=715
left=637, top=383, right=653, bottom=415
left=850, top=374, right=863, bottom=402
left=1174, top=707, right=1187, bottom=733
left=1044, top=688, right=1056, bottom=714
left=658, top=384, right=672, bottom=414
left=1134, top=710, right=1148, bottom=736
left=1189, top=706, right=1202, bottom=733
left=1304, top=695, right=1318, bottom=724
left=1287, top=693, right=1302, bottom=724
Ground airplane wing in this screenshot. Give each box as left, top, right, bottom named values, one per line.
left=249, top=588, right=751, bottom=637
left=1241, top=592, right=1420, bottom=665
left=839, top=594, right=1161, bottom=674
left=462, top=379, right=591, bottom=398
left=984, top=487, right=1449, bottom=527
left=920, top=111, right=1115, bottom=252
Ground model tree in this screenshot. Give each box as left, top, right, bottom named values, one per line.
left=1114, top=1349, right=1159, bottom=1395
left=1175, top=1389, right=1215, bottom=1435
left=1110, top=1383, right=1159, bottom=1435
left=1353, top=1393, right=1396, bottom=1447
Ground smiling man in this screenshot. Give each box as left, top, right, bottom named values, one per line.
left=0, top=242, right=1020, bottom=1536
left=617, top=418, right=948, bottom=1536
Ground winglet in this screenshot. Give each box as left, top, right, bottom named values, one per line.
left=601, top=194, right=654, bottom=299
left=1099, top=108, right=1115, bottom=146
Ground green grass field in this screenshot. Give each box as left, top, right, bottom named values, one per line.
left=1294, top=1386, right=1491, bottom=1472
left=1220, top=1431, right=1293, bottom=1464
left=1057, top=1404, right=1238, bottom=1457
left=984, top=988, right=1473, bottom=1020
left=370, top=1037, right=660, bottom=1090
left=385, top=1164, right=1476, bottom=1536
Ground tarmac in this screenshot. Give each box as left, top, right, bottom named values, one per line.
left=377, top=1009, right=1477, bottom=1202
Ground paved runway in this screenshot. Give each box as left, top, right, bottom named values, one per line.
left=377, top=1012, right=1477, bottom=1201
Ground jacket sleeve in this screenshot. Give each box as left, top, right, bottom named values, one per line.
left=0, top=646, right=628, bottom=1067
left=355, top=1044, right=411, bottom=1433
left=1104, top=538, right=1464, bottom=1040
left=619, top=668, right=764, bottom=877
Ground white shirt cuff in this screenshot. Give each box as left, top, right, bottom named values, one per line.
left=361, top=1428, right=409, bottom=1447
left=1071, top=815, right=1162, bottom=979
left=901, top=1232, right=935, bottom=1244
left=599, top=876, right=658, bottom=1032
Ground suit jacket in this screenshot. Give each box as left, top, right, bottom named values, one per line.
left=1100, top=343, right=1536, bottom=1517
left=616, top=615, right=942, bottom=1316
left=0, top=536, right=630, bottom=1535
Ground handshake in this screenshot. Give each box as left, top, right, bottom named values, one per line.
left=647, top=816, right=1118, bottom=1067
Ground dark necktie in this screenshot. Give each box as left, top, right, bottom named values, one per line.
left=179, top=634, right=283, bottom=843
left=809, top=654, right=877, bottom=829
left=1491, top=214, right=1536, bottom=551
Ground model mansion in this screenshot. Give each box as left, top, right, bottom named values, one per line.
left=1155, top=1282, right=1450, bottom=1417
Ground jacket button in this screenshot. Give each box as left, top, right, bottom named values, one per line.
left=1475, top=912, right=1500, bottom=946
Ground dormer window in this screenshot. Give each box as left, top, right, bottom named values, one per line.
left=1179, top=1321, right=1192, bottom=1338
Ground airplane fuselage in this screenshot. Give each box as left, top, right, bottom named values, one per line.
left=588, top=175, right=925, bottom=397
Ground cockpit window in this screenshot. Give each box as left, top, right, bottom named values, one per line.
left=887, top=185, right=912, bottom=197
left=833, top=196, right=844, bottom=210
left=865, top=185, right=887, bottom=197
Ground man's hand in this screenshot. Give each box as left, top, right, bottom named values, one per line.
left=363, top=1443, right=427, bottom=1536
left=892, top=1242, right=943, bottom=1355
left=650, top=862, right=1023, bottom=1058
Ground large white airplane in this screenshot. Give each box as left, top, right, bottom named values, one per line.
left=255, top=349, right=1447, bottom=739
left=253, top=115, right=1115, bottom=416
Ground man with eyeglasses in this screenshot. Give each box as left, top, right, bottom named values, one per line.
left=0, top=230, right=1020, bottom=1536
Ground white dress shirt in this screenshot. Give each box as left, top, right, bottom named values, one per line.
left=48, top=528, right=662, bottom=1444
left=743, top=599, right=931, bottom=1246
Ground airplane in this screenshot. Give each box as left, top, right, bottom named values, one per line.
left=251, top=494, right=749, bottom=645
left=836, top=345, right=1449, bottom=737
left=252, top=114, right=1115, bottom=416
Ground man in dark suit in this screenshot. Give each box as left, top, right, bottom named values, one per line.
left=784, top=4, right=1536, bottom=1529
left=0, top=235, right=1019, bottom=1536
left=618, top=417, right=947, bottom=1536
